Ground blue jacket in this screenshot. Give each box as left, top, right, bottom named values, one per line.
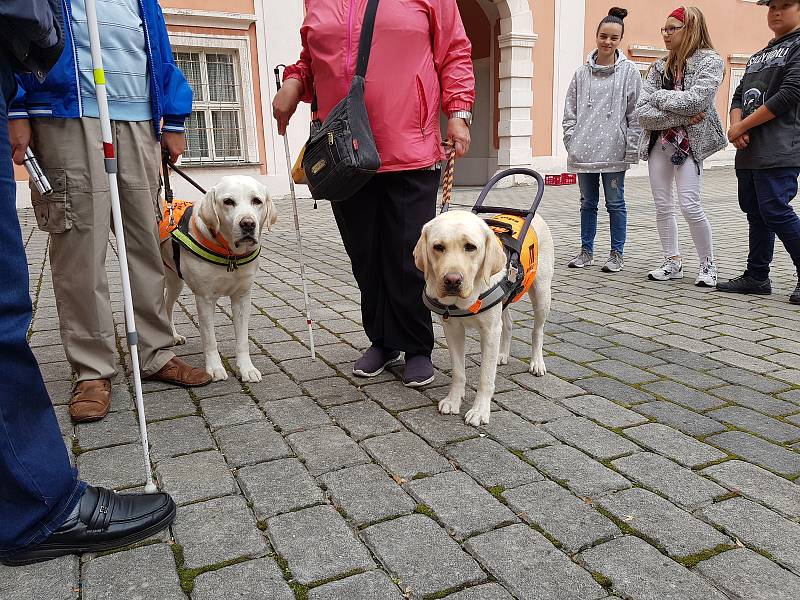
left=9, top=0, right=191, bottom=138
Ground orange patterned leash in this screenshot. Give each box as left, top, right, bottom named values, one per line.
left=440, top=140, right=456, bottom=214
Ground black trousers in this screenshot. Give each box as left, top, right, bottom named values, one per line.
left=332, top=169, right=439, bottom=357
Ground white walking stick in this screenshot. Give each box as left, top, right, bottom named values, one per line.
left=274, top=66, right=315, bottom=359
left=85, top=0, right=157, bottom=493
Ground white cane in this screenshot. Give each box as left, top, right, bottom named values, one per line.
left=274, top=66, right=316, bottom=359
left=85, top=0, right=157, bottom=493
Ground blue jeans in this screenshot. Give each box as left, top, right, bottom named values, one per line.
left=0, top=61, right=85, bottom=558
left=577, top=172, right=627, bottom=254
left=737, top=167, right=800, bottom=280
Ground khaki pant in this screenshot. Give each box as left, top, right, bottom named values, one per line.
left=29, top=118, right=174, bottom=381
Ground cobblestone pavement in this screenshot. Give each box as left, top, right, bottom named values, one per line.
left=4, top=166, right=800, bottom=600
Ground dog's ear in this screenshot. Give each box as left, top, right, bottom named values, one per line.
left=481, top=226, right=506, bottom=283
left=198, top=187, right=220, bottom=233
left=413, top=224, right=430, bottom=275
left=264, top=188, right=277, bottom=231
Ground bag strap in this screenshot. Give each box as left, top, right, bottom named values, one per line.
left=355, top=0, right=380, bottom=78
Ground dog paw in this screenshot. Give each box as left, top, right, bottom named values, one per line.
left=207, top=365, right=228, bottom=381
left=498, top=353, right=509, bottom=365
left=464, top=407, right=491, bottom=427
left=438, top=394, right=463, bottom=415
left=172, top=333, right=186, bottom=346
left=529, top=356, right=547, bottom=377
left=238, top=364, right=262, bottom=383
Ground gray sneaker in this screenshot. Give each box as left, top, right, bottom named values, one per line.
left=567, top=248, right=594, bottom=268
left=353, top=346, right=402, bottom=377
left=601, top=250, right=624, bottom=273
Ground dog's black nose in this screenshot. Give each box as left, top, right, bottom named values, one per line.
left=443, top=272, right=463, bottom=289
left=240, top=217, right=256, bottom=232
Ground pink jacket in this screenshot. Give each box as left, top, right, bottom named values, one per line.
left=284, top=0, right=475, bottom=173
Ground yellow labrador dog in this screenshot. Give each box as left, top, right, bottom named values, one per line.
left=160, top=175, right=276, bottom=383
left=414, top=210, right=554, bottom=426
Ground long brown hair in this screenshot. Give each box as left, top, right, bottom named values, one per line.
left=664, top=6, right=715, bottom=79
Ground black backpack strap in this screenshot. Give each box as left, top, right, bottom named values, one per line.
left=355, top=0, right=380, bottom=78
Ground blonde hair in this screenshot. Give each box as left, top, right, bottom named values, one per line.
left=664, top=6, right=715, bottom=79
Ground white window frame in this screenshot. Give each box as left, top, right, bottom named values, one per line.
left=168, top=32, right=259, bottom=165
left=728, top=67, right=746, bottom=129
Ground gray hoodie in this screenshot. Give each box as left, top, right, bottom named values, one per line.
left=562, top=50, right=643, bottom=173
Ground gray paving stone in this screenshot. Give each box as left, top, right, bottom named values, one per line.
left=262, top=396, right=331, bottom=433
left=708, top=406, right=800, bottom=443
left=308, top=571, right=403, bottom=600
left=556, top=331, right=612, bottom=350
left=711, top=367, right=791, bottom=394
left=612, top=452, right=725, bottom=510
left=503, top=480, right=620, bottom=553
left=604, top=333, right=667, bottom=353
left=198, top=394, right=263, bottom=431
left=143, top=388, right=196, bottom=422
left=559, top=395, right=649, bottom=428
left=641, top=381, right=726, bottom=411
left=650, top=348, right=725, bottom=371
left=148, top=415, right=214, bottom=461
left=597, top=346, right=665, bottom=369
left=302, top=377, right=367, bottom=407
left=578, top=536, right=727, bottom=600
left=82, top=543, right=184, bottom=600
left=287, top=425, right=370, bottom=475
left=398, top=406, right=478, bottom=448
left=694, top=548, right=800, bottom=600
left=493, top=389, right=572, bottom=423
left=173, top=495, right=268, bottom=569
left=250, top=372, right=303, bottom=402
left=466, top=524, right=605, bottom=600
left=543, top=355, right=597, bottom=380
left=711, top=385, right=799, bottom=416
left=77, top=443, right=146, bottom=490
left=0, top=555, right=78, bottom=600
left=320, top=463, right=415, bottom=525
left=446, top=437, right=543, bottom=488
left=700, top=498, right=800, bottom=575
left=623, top=424, right=726, bottom=468
left=586, top=360, right=659, bottom=384
left=327, top=400, right=403, bottom=441
left=238, top=458, right=324, bottom=519
left=214, top=420, right=293, bottom=468
left=442, top=583, right=515, bottom=599
left=634, top=401, right=726, bottom=436
left=192, top=557, right=294, bottom=600
left=268, top=505, right=374, bottom=585
left=574, top=377, right=655, bottom=406
left=361, top=514, right=485, bottom=596
left=510, top=372, right=585, bottom=399
left=543, top=417, right=640, bottom=460
left=157, top=450, right=237, bottom=506
left=702, top=460, right=800, bottom=518
left=76, top=411, right=139, bottom=450
left=705, top=431, right=800, bottom=477
left=648, top=363, right=726, bottom=390
left=483, top=410, right=558, bottom=450
left=407, top=471, right=518, bottom=540
left=548, top=341, right=606, bottom=363
left=364, top=381, right=433, bottom=412
left=525, top=445, right=631, bottom=497
left=192, top=376, right=246, bottom=399
left=597, top=488, right=731, bottom=558
left=361, top=432, right=452, bottom=479
left=279, top=357, right=337, bottom=382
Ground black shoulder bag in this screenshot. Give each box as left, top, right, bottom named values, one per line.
left=301, top=0, right=381, bottom=202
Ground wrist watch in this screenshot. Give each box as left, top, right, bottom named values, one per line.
left=450, top=110, right=473, bottom=128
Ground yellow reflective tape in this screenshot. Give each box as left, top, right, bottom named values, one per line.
left=93, top=69, right=106, bottom=85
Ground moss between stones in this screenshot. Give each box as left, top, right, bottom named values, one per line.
left=307, top=568, right=367, bottom=589
left=487, top=485, right=506, bottom=500
left=591, top=571, right=613, bottom=589
left=713, top=491, right=740, bottom=503
left=274, top=552, right=309, bottom=600
left=411, top=472, right=432, bottom=480
left=676, top=543, right=735, bottom=568
left=169, top=542, right=250, bottom=595
left=414, top=503, right=435, bottom=518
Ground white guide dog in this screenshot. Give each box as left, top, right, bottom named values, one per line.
left=160, top=175, right=276, bottom=383
left=414, top=210, right=554, bottom=426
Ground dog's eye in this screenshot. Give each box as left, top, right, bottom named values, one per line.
left=252, top=198, right=263, bottom=205
left=433, top=243, right=445, bottom=253
left=464, top=243, right=477, bottom=252
left=223, top=198, right=236, bottom=207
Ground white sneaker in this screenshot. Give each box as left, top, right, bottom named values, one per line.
left=648, top=258, right=684, bottom=281
left=601, top=250, right=624, bottom=273
left=695, top=257, right=717, bottom=287
left=568, top=248, right=594, bottom=268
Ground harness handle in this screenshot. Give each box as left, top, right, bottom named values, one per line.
left=439, top=140, right=456, bottom=214
left=161, top=152, right=175, bottom=226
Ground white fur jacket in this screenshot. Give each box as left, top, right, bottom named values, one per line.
left=635, top=49, right=727, bottom=162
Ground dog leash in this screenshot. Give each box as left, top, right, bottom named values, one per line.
left=162, top=154, right=209, bottom=227
left=439, top=140, right=456, bottom=214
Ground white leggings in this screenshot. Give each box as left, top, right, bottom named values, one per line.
left=648, top=144, right=714, bottom=261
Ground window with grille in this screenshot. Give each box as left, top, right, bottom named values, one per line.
left=173, top=50, right=246, bottom=163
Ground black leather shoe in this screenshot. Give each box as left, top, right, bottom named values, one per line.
left=791, top=281, right=800, bottom=305
left=716, top=273, right=772, bottom=295
left=1, top=486, right=176, bottom=566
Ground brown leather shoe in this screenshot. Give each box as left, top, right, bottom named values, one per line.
left=144, top=357, right=212, bottom=387
left=70, top=379, right=112, bottom=423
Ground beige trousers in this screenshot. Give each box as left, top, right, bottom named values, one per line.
left=29, top=118, right=174, bottom=381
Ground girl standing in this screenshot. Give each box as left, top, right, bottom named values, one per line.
left=563, top=7, right=642, bottom=273
left=635, top=6, right=727, bottom=286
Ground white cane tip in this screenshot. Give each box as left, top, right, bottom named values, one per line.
left=144, top=482, right=159, bottom=494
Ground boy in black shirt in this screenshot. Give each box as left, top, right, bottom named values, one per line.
left=717, top=0, right=800, bottom=304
